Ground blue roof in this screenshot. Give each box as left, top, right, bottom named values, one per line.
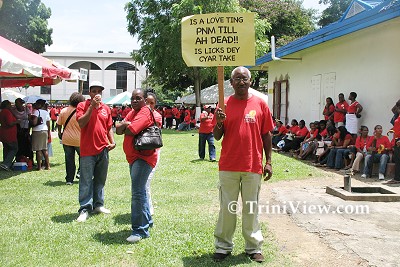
left=253, top=0, right=400, bottom=68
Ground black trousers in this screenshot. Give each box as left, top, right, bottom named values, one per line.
left=394, top=145, right=400, bottom=181
left=16, top=127, right=33, bottom=160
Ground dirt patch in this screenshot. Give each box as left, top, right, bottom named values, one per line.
left=260, top=174, right=371, bottom=267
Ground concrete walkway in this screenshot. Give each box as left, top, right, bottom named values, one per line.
left=260, top=173, right=400, bottom=267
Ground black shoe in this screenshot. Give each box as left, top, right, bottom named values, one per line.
left=213, top=252, right=231, bottom=262
left=246, top=252, right=264, bottom=263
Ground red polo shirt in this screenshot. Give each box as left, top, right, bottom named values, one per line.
left=76, top=100, right=112, bottom=157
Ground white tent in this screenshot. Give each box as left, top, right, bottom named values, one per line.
left=1, top=89, right=26, bottom=102
left=104, top=91, right=131, bottom=105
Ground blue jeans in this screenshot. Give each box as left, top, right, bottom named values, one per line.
left=78, top=148, right=109, bottom=212
left=326, top=148, right=337, bottom=168
left=334, top=148, right=351, bottom=169
left=363, top=153, right=389, bottom=176
left=63, top=145, right=80, bottom=183
left=130, top=159, right=153, bottom=238
left=177, top=122, right=190, bottom=131
left=2, top=142, right=18, bottom=168
left=198, top=133, right=216, bottom=160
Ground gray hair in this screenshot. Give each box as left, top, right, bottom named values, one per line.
left=230, top=66, right=251, bottom=79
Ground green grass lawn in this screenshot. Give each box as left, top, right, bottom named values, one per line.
left=0, top=129, right=327, bottom=267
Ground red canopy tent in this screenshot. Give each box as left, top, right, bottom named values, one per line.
left=0, top=35, right=79, bottom=88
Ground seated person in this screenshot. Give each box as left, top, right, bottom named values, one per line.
left=272, top=120, right=288, bottom=147
left=317, top=125, right=337, bottom=163
left=298, top=121, right=319, bottom=159
left=281, top=120, right=309, bottom=152
left=177, top=111, right=192, bottom=131
left=288, top=119, right=299, bottom=134
left=345, top=125, right=372, bottom=172
left=361, top=125, right=392, bottom=180
left=326, top=126, right=354, bottom=170
left=319, top=120, right=328, bottom=139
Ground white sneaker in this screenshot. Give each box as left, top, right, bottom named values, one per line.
left=77, top=211, right=89, bottom=222
left=379, top=173, right=385, bottom=180
left=361, top=174, right=367, bottom=179
left=93, top=206, right=111, bottom=214
left=126, top=235, right=142, bottom=243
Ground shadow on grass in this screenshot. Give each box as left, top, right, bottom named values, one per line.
left=93, top=230, right=132, bottom=245
left=182, top=253, right=250, bottom=266
left=0, top=172, right=18, bottom=180
left=43, top=180, right=66, bottom=187
left=162, top=129, right=198, bottom=136
left=113, top=213, right=130, bottom=225
left=51, top=213, right=78, bottom=223
left=190, top=159, right=218, bottom=164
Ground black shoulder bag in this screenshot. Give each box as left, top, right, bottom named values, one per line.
left=134, top=106, right=163, bottom=151
left=60, top=109, right=76, bottom=139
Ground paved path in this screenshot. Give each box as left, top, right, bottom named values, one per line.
left=260, top=173, right=400, bottom=267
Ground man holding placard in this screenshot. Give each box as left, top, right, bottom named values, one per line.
left=212, top=66, right=273, bottom=262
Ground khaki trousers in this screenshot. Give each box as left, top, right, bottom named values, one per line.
left=214, top=171, right=263, bottom=254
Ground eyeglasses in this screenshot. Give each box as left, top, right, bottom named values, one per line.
left=233, top=77, right=250, bottom=83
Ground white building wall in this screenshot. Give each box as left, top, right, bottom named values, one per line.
left=39, top=52, right=147, bottom=102
left=268, top=18, right=400, bottom=132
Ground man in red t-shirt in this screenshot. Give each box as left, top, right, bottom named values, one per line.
left=198, top=105, right=216, bottom=161
left=212, top=67, right=273, bottom=263
left=333, top=93, right=349, bottom=127
left=111, top=105, right=119, bottom=127
left=49, top=105, right=59, bottom=132
left=75, top=81, right=116, bottom=222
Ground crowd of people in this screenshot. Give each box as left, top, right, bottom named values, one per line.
left=272, top=93, right=400, bottom=184
left=1, top=68, right=399, bottom=263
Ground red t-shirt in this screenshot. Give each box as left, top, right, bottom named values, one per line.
left=320, top=128, right=328, bottom=138
left=0, top=109, right=17, bottom=143
left=296, top=127, right=309, bottom=137
left=183, top=112, right=191, bottom=123
left=355, top=135, right=372, bottom=151
left=289, top=125, right=299, bottom=133
left=334, top=101, right=349, bottom=123
left=323, top=105, right=335, bottom=120
left=333, top=133, right=353, bottom=146
left=111, top=107, right=118, bottom=117
left=122, top=106, right=162, bottom=167
left=50, top=107, right=58, bottom=120
left=347, top=101, right=359, bottom=113
left=366, top=136, right=392, bottom=152
left=172, top=107, right=179, bottom=118
left=76, top=100, right=113, bottom=157
left=217, top=95, right=274, bottom=174
left=277, top=125, right=288, bottom=135
left=164, top=108, right=173, bottom=118
left=199, top=112, right=214, bottom=133
left=306, top=128, right=318, bottom=139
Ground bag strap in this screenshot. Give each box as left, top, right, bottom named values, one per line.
left=62, top=109, right=76, bottom=133
left=146, top=106, right=157, bottom=126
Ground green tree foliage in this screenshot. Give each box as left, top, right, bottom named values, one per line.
left=240, top=0, right=317, bottom=46
left=0, top=0, right=53, bottom=53
left=125, top=0, right=270, bottom=102
left=318, top=0, right=351, bottom=27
